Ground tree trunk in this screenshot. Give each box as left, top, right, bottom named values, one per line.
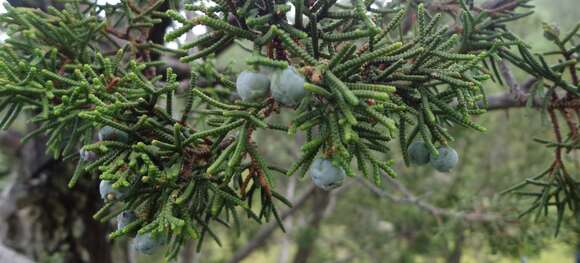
left=277, top=177, right=296, bottom=263
left=0, top=0, right=113, bottom=261
left=576, top=205, right=580, bottom=263
left=446, top=230, right=464, bottom=263
left=291, top=189, right=331, bottom=263
left=0, top=130, right=113, bottom=263
left=226, top=186, right=317, bottom=263
left=179, top=240, right=200, bottom=263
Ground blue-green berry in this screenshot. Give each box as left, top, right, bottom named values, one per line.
left=99, top=180, right=127, bottom=201
left=270, top=67, right=307, bottom=106
left=117, top=211, right=137, bottom=231
left=236, top=71, right=270, bottom=101
left=407, top=141, right=430, bottom=165
left=429, top=146, right=459, bottom=172
left=132, top=233, right=164, bottom=255
left=309, top=158, right=346, bottom=191
left=98, top=126, right=129, bottom=142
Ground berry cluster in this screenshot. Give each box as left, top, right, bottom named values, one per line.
left=408, top=141, right=458, bottom=172
left=237, top=66, right=307, bottom=106
left=94, top=126, right=165, bottom=253
left=236, top=69, right=346, bottom=190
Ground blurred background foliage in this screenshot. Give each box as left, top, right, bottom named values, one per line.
left=0, top=0, right=578, bottom=262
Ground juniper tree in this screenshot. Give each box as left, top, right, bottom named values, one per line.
left=0, top=0, right=577, bottom=261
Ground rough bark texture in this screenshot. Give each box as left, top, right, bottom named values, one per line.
left=0, top=131, right=113, bottom=263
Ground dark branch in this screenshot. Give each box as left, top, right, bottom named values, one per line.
left=482, top=69, right=539, bottom=110
left=499, top=59, right=526, bottom=99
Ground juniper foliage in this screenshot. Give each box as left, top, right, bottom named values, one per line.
left=0, top=0, right=577, bottom=259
